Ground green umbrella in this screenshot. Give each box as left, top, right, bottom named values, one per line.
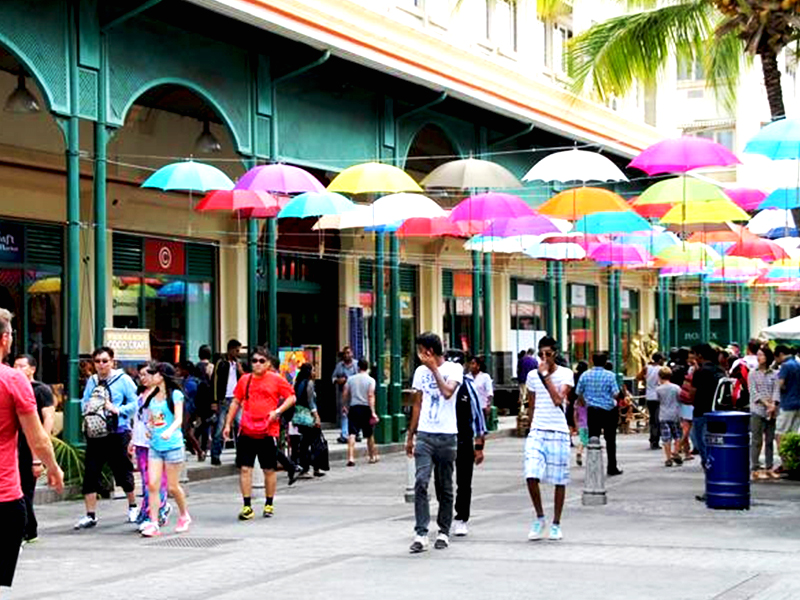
left=634, top=176, right=730, bottom=206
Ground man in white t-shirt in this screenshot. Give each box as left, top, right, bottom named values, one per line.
left=638, top=352, right=664, bottom=450
left=406, top=332, right=464, bottom=554
left=524, top=336, right=574, bottom=542
left=466, top=355, right=494, bottom=419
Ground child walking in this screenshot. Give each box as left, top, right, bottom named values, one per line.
left=656, top=367, right=683, bottom=467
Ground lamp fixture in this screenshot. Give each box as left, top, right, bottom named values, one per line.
left=4, top=74, right=40, bottom=114
left=194, top=120, right=221, bottom=154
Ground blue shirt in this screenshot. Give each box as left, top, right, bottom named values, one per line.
left=576, top=367, right=619, bottom=411
left=147, top=390, right=185, bottom=452
left=778, top=358, right=800, bottom=411
left=81, top=370, right=139, bottom=432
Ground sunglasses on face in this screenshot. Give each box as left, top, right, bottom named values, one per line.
left=538, top=351, right=554, bottom=359
left=252, top=358, right=267, bottom=364
left=94, top=358, right=110, bottom=364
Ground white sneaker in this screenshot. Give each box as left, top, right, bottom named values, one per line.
left=74, top=515, right=97, bottom=530
left=453, top=520, right=468, bottom=537
left=528, top=517, right=545, bottom=541
left=127, top=506, right=139, bottom=523
left=549, top=524, right=563, bottom=541
left=434, top=532, right=450, bottom=549
left=409, top=535, right=429, bottom=554
left=138, top=519, right=151, bottom=533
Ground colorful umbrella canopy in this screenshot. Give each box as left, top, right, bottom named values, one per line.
left=687, top=223, right=754, bottom=244
left=370, top=193, right=445, bottom=225
left=614, top=229, right=680, bottom=256
left=754, top=260, right=800, bottom=286
left=588, top=243, right=653, bottom=266
left=629, top=136, right=740, bottom=175
left=747, top=208, right=796, bottom=235
left=758, top=187, right=800, bottom=210
left=448, top=192, right=534, bottom=222
left=234, top=164, right=325, bottom=194
left=194, top=190, right=281, bottom=215
left=395, top=216, right=475, bottom=238
left=141, top=160, right=235, bottom=192
left=328, top=162, right=422, bottom=194
left=771, top=237, right=800, bottom=257
left=724, top=187, right=766, bottom=212
left=765, top=226, right=799, bottom=239
left=655, top=242, right=721, bottom=266
left=479, top=214, right=561, bottom=237
left=630, top=197, right=672, bottom=219
left=574, top=211, right=651, bottom=234
left=660, top=200, right=750, bottom=227
left=313, top=205, right=374, bottom=230
left=536, top=187, right=630, bottom=220
left=744, top=118, right=800, bottom=160
left=522, top=149, right=628, bottom=183
left=706, top=256, right=768, bottom=283
left=725, top=236, right=790, bottom=262
left=634, top=176, right=730, bottom=206
left=277, top=192, right=357, bottom=219
left=421, top=157, right=522, bottom=189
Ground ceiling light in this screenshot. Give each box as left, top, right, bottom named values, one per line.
left=4, top=74, right=40, bottom=114
left=194, top=120, right=221, bottom=154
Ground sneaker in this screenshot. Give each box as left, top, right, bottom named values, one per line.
left=138, top=520, right=151, bottom=533
left=288, top=467, right=299, bottom=486
left=263, top=504, right=274, bottom=518
left=434, top=532, right=449, bottom=550
left=336, top=436, right=348, bottom=444
left=313, top=470, right=326, bottom=477
left=127, top=506, right=139, bottom=523
left=346, top=461, right=355, bottom=467
left=211, top=456, right=222, bottom=466
left=672, top=455, right=683, bottom=466
left=409, top=535, right=429, bottom=554
left=238, top=506, right=255, bottom=521
left=528, top=517, right=546, bottom=541
left=74, top=515, right=97, bottom=530
left=607, top=469, right=624, bottom=477
left=576, top=452, right=583, bottom=467
left=135, top=511, right=148, bottom=526
left=665, top=459, right=673, bottom=467
left=548, top=524, right=563, bottom=541
left=453, top=520, right=468, bottom=537
left=175, top=514, right=192, bottom=533
left=140, top=523, right=161, bottom=537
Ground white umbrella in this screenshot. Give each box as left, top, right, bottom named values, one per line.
left=313, top=205, right=374, bottom=230
left=747, top=208, right=796, bottom=235
left=523, top=240, right=587, bottom=261
left=772, top=237, right=800, bottom=258
left=761, top=315, right=800, bottom=340
left=463, top=235, right=544, bottom=253
left=371, top=193, right=445, bottom=225
left=523, top=148, right=629, bottom=183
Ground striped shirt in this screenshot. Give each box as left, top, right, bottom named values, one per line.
left=748, top=368, right=779, bottom=418
left=576, top=367, right=619, bottom=411
left=526, top=366, right=573, bottom=434
left=458, top=377, right=487, bottom=440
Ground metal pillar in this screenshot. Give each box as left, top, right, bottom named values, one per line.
left=671, top=279, right=679, bottom=349
left=374, top=233, right=389, bottom=443
left=657, top=278, right=666, bottom=352
left=267, top=218, right=278, bottom=351
left=388, top=234, right=401, bottom=442
left=699, top=278, right=710, bottom=343
left=742, top=287, right=751, bottom=342
left=769, top=288, right=777, bottom=326
left=608, top=270, right=622, bottom=376
left=93, top=34, right=109, bottom=348
left=482, top=252, right=492, bottom=371
left=727, top=286, right=735, bottom=345
left=471, top=250, right=482, bottom=355
left=247, top=219, right=259, bottom=349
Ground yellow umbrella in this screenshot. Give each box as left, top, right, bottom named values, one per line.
left=660, top=199, right=750, bottom=232
left=27, top=277, right=61, bottom=294
left=328, top=162, right=422, bottom=194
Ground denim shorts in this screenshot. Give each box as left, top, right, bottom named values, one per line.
left=148, top=446, right=185, bottom=464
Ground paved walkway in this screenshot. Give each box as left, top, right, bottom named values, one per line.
left=11, top=432, right=800, bottom=600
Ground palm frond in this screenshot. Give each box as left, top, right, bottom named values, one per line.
left=567, top=2, right=715, bottom=101
left=537, top=0, right=571, bottom=20
left=706, top=30, right=747, bottom=115
left=51, top=435, right=86, bottom=486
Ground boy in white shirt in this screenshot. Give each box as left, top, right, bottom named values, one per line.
left=406, top=332, right=464, bottom=554
left=524, top=336, right=574, bottom=541
left=466, top=355, right=494, bottom=420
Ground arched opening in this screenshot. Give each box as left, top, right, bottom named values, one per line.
left=404, top=123, right=461, bottom=182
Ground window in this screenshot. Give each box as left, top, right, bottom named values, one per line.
left=677, top=57, right=704, bottom=82
left=471, top=0, right=490, bottom=40
left=620, top=289, right=640, bottom=372
left=549, top=24, right=572, bottom=73
left=493, top=0, right=517, bottom=51
left=442, top=269, right=477, bottom=353
left=692, top=128, right=736, bottom=151
left=567, top=284, right=597, bottom=363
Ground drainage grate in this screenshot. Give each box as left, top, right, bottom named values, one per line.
left=146, top=537, right=238, bottom=549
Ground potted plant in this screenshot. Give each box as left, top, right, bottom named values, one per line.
left=779, top=432, right=800, bottom=480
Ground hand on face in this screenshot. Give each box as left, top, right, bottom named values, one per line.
left=418, top=349, right=437, bottom=370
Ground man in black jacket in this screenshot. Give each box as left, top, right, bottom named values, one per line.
left=210, top=339, right=243, bottom=465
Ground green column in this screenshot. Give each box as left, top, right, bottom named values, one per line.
left=659, top=278, right=670, bottom=351
left=247, top=219, right=259, bottom=349
left=613, top=271, right=623, bottom=382
left=267, top=218, right=278, bottom=351
left=388, top=234, right=401, bottom=442
left=671, top=279, right=679, bottom=349
left=742, top=287, right=751, bottom=342
left=482, top=252, right=492, bottom=371
left=699, top=278, right=710, bottom=342
left=727, top=286, right=735, bottom=345
left=374, top=233, right=390, bottom=443
left=769, top=288, right=777, bottom=326
left=607, top=270, right=618, bottom=370
left=471, top=250, right=482, bottom=355
left=93, top=33, right=109, bottom=348
left=547, top=262, right=556, bottom=336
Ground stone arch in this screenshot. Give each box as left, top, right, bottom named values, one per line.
left=402, top=122, right=464, bottom=181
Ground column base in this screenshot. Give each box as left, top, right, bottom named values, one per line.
left=374, top=415, right=393, bottom=444
left=488, top=406, right=499, bottom=431
left=391, top=413, right=406, bottom=442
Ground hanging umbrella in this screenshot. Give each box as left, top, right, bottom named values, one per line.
left=141, top=160, right=235, bottom=192
left=614, top=229, right=680, bottom=256
left=157, top=280, right=187, bottom=299
left=395, top=216, right=475, bottom=238
left=660, top=199, right=750, bottom=231
left=753, top=260, right=800, bottom=286
left=634, top=176, right=730, bottom=206
left=629, top=137, right=740, bottom=175
left=744, top=118, right=800, bottom=160
left=747, top=209, right=796, bottom=234
left=421, top=157, right=521, bottom=189
left=328, top=162, right=422, bottom=194
left=234, top=164, right=325, bottom=194
left=655, top=242, right=721, bottom=266
left=778, top=282, right=800, bottom=292
left=277, top=192, right=357, bottom=219
left=448, top=192, right=534, bottom=222
left=522, top=149, right=628, bottom=183
left=588, top=243, right=653, bottom=267
left=479, top=214, right=561, bottom=237
left=539, top=232, right=607, bottom=255
left=524, top=235, right=587, bottom=260
left=369, top=193, right=445, bottom=225
left=574, top=211, right=651, bottom=235
left=724, top=188, right=766, bottom=212
left=687, top=223, right=754, bottom=244
left=771, top=237, right=800, bottom=256
left=194, top=190, right=282, bottom=215
left=536, top=187, right=630, bottom=220
left=758, top=187, right=800, bottom=210
left=765, top=226, right=799, bottom=240
left=630, top=197, right=672, bottom=219
left=464, top=235, right=544, bottom=253
left=725, top=236, right=790, bottom=262
left=313, top=205, right=374, bottom=230
left=27, top=277, right=61, bottom=294
left=706, top=256, right=768, bottom=283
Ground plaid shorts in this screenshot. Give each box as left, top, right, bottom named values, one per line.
left=524, top=429, right=570, bottom=485
left=660, top=420, right=681, bottom=442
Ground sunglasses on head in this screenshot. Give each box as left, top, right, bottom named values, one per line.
left=252, top=358, right=267, bottom=364
left=94, top=358, right=110, bottom=364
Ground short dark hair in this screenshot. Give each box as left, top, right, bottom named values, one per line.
left=652, top=352, right=664, bottom=364
left=538, top=336, right=558, bottom=352
left=416, top=332, right=443, bottom=356
left=775, top=344, right=792, bottom=357
left=604, top=361, right=614, bottom=371
left=270, top=356, right=280, bottom=370
left=227, top=339, right=242, bottom=351
left=342, top=345, right=351, bottom=352
left=469, top=355, right=486, bottom=371
left=526, top=348, right=535, bottom=355
left=591, top=352, right=607, bottom=367
left=198, top=344, right=212, bottom=361
left=14, top=354, right=37, bottom=369
left=251, top=345, right=270, bottom=360
left=677, top=347, right=689, bottom=363
left=92, top=346, right=115, bottom=359
left=759, top=345, right=774, bottom=366
left=747, top=339, right=761, bottom=355
left=696, top=343, right=717, bottom=362
left=358, top=358, right=369, bottom=371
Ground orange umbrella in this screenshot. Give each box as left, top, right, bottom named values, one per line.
left=537, top=187, right=630, bottom=220
left=687, top=223, right=757, bottom=244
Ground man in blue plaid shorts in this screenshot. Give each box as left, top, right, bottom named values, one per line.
left=524, top=336, right=574, bottom=541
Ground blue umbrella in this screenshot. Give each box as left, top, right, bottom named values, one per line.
left=614, top=230, right=679, bottom=256
left=277, top=192, right=357, bottom=219
left=142, top=160, right=235, bottom=192
left=765, top=226, right=799, bottom=239
left=574, top=211, right=651, bottom=234
left=157, top=280, right=186, bottom=298
left=758, top=187, right=800, bottom=210
left=744, top=118, right=800, bottom=159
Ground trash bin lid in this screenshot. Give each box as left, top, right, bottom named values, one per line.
left=706, top=410, right=750, bottom=419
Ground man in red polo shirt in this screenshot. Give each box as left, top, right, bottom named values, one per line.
left=223, top=346, right=296, bottom=521
left=0, top=308, right=63, bottom=590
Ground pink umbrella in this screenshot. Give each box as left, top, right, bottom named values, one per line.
left=235, top=164, right=326, bottom=194
left=724, top=188, right=767, bottom=212
left=448, top=192, right=534, bottom=222
left=629, top=137, right=740, bottom=175
left=195, top=190, right=281, bottom=214
left=479, top=214, right=560, bottom=237
left=589, top=243, right=653, bottom=266
left=395, top=216, right=481, bottom=238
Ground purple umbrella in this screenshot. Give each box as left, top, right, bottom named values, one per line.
left=479, top=214, right=561, bottom=237
left=448, top=192, right=534, bottom=223
left=629, top=137, right=740, bottom=175
left=589, top=243, right=653, bottom=267
left=724, top=187, right=766, bottom=212
left=235, top=164, right=325, bottom=194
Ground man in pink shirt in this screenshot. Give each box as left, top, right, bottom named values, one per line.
left=0, top=308, right=63, bottom=591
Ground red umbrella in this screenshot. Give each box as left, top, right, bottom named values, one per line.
left=396, top=216, right=481, bottom=238
left=195, top=189, right=283, bottom=216
left=629, top=196, right=671, bottom=219
left=725, top=237, right=790, bottom=262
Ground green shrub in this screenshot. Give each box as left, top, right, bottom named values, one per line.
left=779, top=432, right=800, bottom=472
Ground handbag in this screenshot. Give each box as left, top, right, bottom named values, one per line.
left=311, top=430, right=330, bottom=472
left=292, top=405, right=315, bottom=428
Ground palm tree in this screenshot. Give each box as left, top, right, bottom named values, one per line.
left=568, top=1, right=800, bottom=121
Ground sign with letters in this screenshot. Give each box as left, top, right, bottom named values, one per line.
left=144, top=239, right=185, bottom=275
left=0, top=220, right=23, bottom=263
left=103, top=328, right=151, bottom=362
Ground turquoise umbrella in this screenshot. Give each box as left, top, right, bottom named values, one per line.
left=574, top=210, right=651, bottom=234
left=758, top=187, right=800, bottom=210
left=614, top=229, right=680, bottom=256
left=141, top=160, right=235, bottom=192
left=277, top=192, right=357, bottom=219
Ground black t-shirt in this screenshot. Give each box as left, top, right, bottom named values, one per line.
left=691, top=363, right=723, bottom=418
left=18, top=381, right=55, bottom=462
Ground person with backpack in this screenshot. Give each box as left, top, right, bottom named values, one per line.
left=75, top=346, right=140, bottom=530
left=294, top=362, right=325, bottom=478
left=223, top=347, right=297, bottom=520
left=139, top=362, right=191, bottom=537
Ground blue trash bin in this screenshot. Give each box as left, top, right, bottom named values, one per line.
left=705, top=411, right=750, bottom=510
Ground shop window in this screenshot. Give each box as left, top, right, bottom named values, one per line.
left=567, top=283, right=598, bottom=364
left=677, top=57, right=705, bottom=81
left=546, top=23, right=572, bottom=74
left=620, top=289, right=640, bottom=371
left=510, top=278, right=547, bottom=360
left=493, top=0, right=517, bottom=51
left=442, top=269, right=476, bottom=353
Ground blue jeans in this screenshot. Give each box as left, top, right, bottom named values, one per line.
left=336, top=390, right=348, bottom=438
left=211, top=397, right=240, bottom=460
left=691, top=415, right=708, bottom=468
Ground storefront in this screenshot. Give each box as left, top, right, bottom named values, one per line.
left=620, top=288, right=641, bottom=368
left=510, top=277, right=547, bottom=362
left=567, top=283, right=598, bottom=363
left=442, top=269, right=476, bottom=353
left=0, top=218, right=63, bottom=383
left=112, top=232, right=216, bottom=363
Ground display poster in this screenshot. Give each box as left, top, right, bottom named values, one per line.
left=103, top=328, right=151, bottom=362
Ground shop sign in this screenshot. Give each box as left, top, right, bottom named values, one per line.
left=144, top=239, right=185, bottom=275
left=103, top=328, right=151, bottom=362
left=517, top=283, right=535, bottom=302
left=571, top=284, right=586, bottom=307
left=0, top=220, right=23, bottom=263
left=621, top=289, right=631, bottom=310
left=453, top=272, right=472, bottom=298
